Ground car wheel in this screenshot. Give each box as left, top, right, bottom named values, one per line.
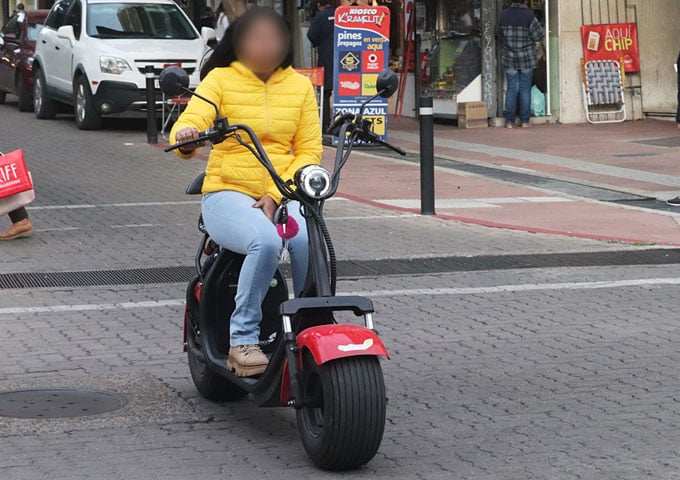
left=33, top=67, right=57, bottom=119
left=74, top=75, right=102, bottom=130
left=16, top=79, right=33, bottom=112
left=0, top=90, right=6, bottom=104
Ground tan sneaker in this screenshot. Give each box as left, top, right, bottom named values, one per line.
left=0, top=219, right=33, bottom=240
left=227, top=345, right=269, bottom=377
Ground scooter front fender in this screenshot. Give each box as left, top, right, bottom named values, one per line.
left=280, top=324, right=389, bottom=405
left=297, top=324, right=390, bottom=365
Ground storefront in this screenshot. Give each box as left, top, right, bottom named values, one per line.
left=553, top=0, right=680, bottom=124
left=374, top=0, right=551, bottom=120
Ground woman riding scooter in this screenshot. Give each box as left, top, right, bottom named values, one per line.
left=170, top=7, right=322, bottom=377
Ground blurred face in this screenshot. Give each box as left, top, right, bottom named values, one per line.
left=236, top=18, right=289, bottom=75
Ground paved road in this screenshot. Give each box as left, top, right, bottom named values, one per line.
left=1, top=102, right=680, bottom=479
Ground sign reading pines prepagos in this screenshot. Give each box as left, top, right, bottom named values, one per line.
left=581, top=23, right=640, bottom=73
left=333, top=6, right=391, bottom=142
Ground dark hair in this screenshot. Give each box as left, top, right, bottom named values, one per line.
left=200, top=7, right=294, bottom=80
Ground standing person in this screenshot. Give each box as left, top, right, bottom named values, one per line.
left=170, top=7, right=322, bottom=377
left=0, top=207, right=32, bottom=240
left=666, top=50, right=680, bottom=206
left=677, top=49, right=680, bottom=130
left=497, top=0, right=544, bottom=129
left=307, top=0, right=335, bottom=132
left=214, top=3, right=230, bottom=42
left=197, top=5, right=215, bottom=31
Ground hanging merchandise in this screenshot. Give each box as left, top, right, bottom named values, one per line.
left=530, top=85, right=546, bottom=117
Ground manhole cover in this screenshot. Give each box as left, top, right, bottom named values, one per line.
left=0, top=389, right=128, bottom=419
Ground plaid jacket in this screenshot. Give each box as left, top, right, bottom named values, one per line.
left=497, top=3, right=544, bottom=70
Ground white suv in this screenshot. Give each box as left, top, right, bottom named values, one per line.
left=33, top=0, right=213, bottom=129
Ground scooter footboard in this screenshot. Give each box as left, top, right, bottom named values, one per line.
left=297, top=324, right=389, bottom=365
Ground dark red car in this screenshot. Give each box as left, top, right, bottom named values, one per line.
left=0, top=9, right=49, bottom=111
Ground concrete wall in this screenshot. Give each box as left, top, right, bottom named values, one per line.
left=633, top=0, right=680, bottom=114
left=556, top=0, right=680, bottom=123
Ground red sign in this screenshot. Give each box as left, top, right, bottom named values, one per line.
left=361, top=51, right=384, bottom=72
left=0, top=149, right=33, bottom=199
left=337, top=74, right=361, bottom=96
left=335, top=6, right=390, bottom=38
left=581, top=23, right=640, bottom=72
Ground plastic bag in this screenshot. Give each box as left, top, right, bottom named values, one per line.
left=531, top=85, right=546, bottom=117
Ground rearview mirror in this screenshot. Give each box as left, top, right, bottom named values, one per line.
left=201, top=26, right=216, bottom=44
left=376, top=69, right=398, bottom=98
left=159, top=66, right=190, bottom=97
left=56, top=25, right=75, bottom=45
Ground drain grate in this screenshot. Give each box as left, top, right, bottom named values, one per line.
left=0, top=266, right=195, bottom=289
left=0, top=389, right=128, bottom=419
left=1, top=249, right=680, bottom=290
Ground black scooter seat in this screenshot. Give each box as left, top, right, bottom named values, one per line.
left=186, top=172, right=206, bottom=195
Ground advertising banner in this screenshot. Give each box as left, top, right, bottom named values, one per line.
left=581, top=23, right=640, bottom=72
left=333, top=6, right=391, bottom=142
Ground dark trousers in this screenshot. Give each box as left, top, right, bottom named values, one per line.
left=8, top=207, right=28, bottom=223
left=677, top=52, right=680, bottom=123
left=322, top=88, right=333, bottom=133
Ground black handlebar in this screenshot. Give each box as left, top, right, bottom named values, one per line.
left=165, top=110, right=405, bottom=200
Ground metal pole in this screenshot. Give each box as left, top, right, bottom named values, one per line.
left=419, top=96, right=435, bottom=215
left=145, top=65, right=157, bottom=144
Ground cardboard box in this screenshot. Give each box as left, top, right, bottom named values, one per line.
left=457, top=101, right=488, bottom=129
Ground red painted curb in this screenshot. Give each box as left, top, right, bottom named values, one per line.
left=336, top=192, right=680, bottom=248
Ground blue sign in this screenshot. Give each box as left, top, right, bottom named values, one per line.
left=333, top=6, right=391, bottom=142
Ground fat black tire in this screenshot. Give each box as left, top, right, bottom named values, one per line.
left=0, top=90, right=6, bottom=104
left=296, top=351, right=386, bottom=470
left=16, top=79, right=32, bottom=112
left=33, top=67, right=57, bottom=119
left=185, top=298, right=247, bottom=402
left=74, top=75, right=102, bottom=130
left=187, top=345, right=248, bottom=401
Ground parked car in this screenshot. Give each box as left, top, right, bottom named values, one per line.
left=33, top=0, right=214, bottom=129
left=0, top=9, right=49, bottom=111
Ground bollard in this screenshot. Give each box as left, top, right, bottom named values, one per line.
left=145, top=65, right=158, bottom=144
left=419, top=96, right=435, bottom=215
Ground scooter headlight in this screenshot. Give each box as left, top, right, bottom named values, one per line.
left=295, top=165, right=332, bottom=199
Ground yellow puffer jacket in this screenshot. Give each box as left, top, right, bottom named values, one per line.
left=170, top=61, right=323, bottom=204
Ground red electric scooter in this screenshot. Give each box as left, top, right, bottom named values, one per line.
left=161, top=66, right=405, bottom=470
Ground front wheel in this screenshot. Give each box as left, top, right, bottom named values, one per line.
left=33, top=67, right=57, bottom=119
left=74, top=75, right=102, bottom=130
left=296, top=352, right=386, bottom=470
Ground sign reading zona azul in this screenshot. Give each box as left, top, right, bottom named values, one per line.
left=333, top=6, right=391, bottom=142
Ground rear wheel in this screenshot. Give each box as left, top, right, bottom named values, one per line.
left=186, top=306, right=247, bottom=402
left=74, top=75, right=102, bottom=130
left=33, top=67, right=57, bottom=119
left=16, top=79, right=32, bottom=112
left=296, top=351, right=386, bottom=470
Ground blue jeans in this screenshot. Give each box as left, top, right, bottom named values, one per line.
left=504, top=68, right=534, bottom=124
left=202, top=190, right=309, bottom=347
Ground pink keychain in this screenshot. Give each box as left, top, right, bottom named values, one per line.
left=276, top=215, right=299, bottom=239
left=275, top=203, right=299, bottom=239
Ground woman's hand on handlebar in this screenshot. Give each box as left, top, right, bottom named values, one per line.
left=252, top=194, right=277, bottom=222
left=174, top=127, right=206, bottom=154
